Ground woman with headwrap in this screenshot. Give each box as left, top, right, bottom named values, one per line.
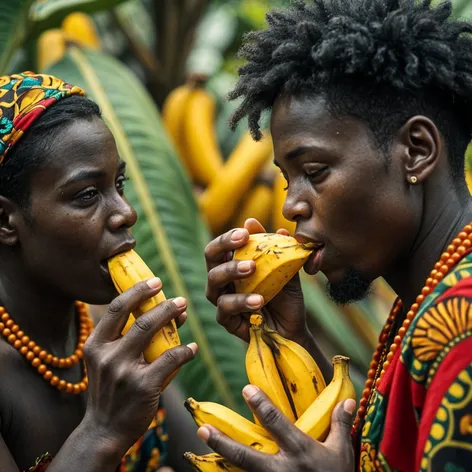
left=0, top=72, right=200, bottom=471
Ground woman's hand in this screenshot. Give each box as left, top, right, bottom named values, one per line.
left=204, top=218, right=309, bottom=345
left=198, top=386, right=356, bottom=472
left=82, top=277, right=197, bottom=456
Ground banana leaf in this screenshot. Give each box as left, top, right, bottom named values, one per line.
left=0, top=0, right=35, bottom=74
left=27, top=0, right=129, bottom=39
left=46, top=46, right=251, bottom=417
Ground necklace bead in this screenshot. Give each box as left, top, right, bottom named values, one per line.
left=352, top=221, right=472, bottom=436
left=0, top=301, right=92, bottom=394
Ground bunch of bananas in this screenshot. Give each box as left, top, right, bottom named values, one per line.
left=183, top=234, right=356, bottom=471
left=162, top=80, right=296, bottom=236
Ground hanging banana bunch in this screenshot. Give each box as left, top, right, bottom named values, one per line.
left=62, top=12, right=101, bottom=50
left=37, top=29, right=67, bottom=72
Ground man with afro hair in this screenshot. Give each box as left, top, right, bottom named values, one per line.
left=201, top=0, right=472, bottom=470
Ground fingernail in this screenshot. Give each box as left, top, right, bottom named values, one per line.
left=173, top=297, right=187, bottom=309
left=344, top=398, right=356, bottom=414
left=197, top=426, right=210, bottom=442
left=247, top=294, right=263, bottom=308
left=146, top=277, right=162, bottom=289
left=238, top=261, right=252, bottom=273
left=231, top=229, right=244, bottom=241
left=186, top=342, right=198, bottom=355
left=242, top=384, right=259, bottom=400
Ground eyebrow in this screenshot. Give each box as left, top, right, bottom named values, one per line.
left=60, top=160, right=127, bottom=188
left=273, top=145, right=324, bottom=167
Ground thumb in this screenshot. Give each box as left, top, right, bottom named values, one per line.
left=325, top=399, right=356, bottom=449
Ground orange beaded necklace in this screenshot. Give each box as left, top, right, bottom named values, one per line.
left=0, top=301, right=93, bottom=394
left=352, top=222, right=472, bottom=437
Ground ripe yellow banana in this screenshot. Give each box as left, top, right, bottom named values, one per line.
left=37, top=29, right=66, bottom=72
left=199, top=131, right=273, bottom=234
left=233, top=233, right=314, bottom=304
left=184, top=86, right=223, bottom=186
left=272, top=171, right=296, bottom=235
left=183, top=452, right=243, bottom=472
left=162, top=83, right=198, bottom=180
left=295, top=355, right=356, bottom=442
left=184, top=397, right=278, bottom=453
left=234, top=182, right=273, bottom=229
left=62, top=12, right=101, bottom=50
left=262, top=327, right=326, bottom=418
left=246, top=315, right=296, bottom=424
left=108, top=250, right=180, bottom=369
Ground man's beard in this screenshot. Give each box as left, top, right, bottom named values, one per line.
left=326, top=267, right=372, bottom=305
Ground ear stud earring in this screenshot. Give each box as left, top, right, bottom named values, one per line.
left=409, top=176, right=418, bottom=184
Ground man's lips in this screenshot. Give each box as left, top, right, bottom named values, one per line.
left=304, top=246, right=325, bottom=276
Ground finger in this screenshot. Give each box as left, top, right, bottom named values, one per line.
left=205, top=228, right=250, bottom=272
left=120, top=297, right=187, bottom=358
left=206, top=260, right=256, bottom=304
left=197, top=425, right=273, bottom=472
left=92, top=278, right=162, bottom=343
left=242, top=385, right=306, bottom=451
left=244, top=218, right=266, bottom=234
left=276, top=228, right=290, bottom=236
left=325, top=399, right=356, bottom=449
left=175, top=311, right=187, bottom=329
left=216, top=294, right=264, bottom=341
left=147, top=343, right=198, bottom=386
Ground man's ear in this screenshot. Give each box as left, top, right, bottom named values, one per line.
left=0, top=196, right=21, bottom=246
left=397, top=115, right=441, bottom=184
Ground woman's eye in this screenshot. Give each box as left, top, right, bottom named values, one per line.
left=116, top=176, right=129, bottom=193
left=76, top=188, right=98, bottom=202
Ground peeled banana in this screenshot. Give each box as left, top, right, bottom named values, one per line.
left=246, top=315, right=296, bottom=424
left=108, top=250, right=181, bottom=370
left=263, top=327, right=326, bottom=418
left=199, top=131, right=273, bottom=234
left=295, top=355, right=356, bottom=442
left=185, top=397, right=279, bottom=454
left=233, top=233, right=314, bottom=304
left=184, top=452, right=243, bottom=472
left=184, top=85, right=223, bottom=186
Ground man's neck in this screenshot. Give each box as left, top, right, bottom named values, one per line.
left=385, top=185, right=472, bottom=309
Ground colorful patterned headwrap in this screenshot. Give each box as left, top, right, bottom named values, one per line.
left=0, top=71, right=86, bottom=165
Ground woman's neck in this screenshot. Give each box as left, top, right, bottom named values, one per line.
left=385, top=184, right=472, bottom=309
left=0, top=259, right=78, bottom=355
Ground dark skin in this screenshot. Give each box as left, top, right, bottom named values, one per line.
left=202, top=94, right=472, bottom=471
left=0, top=117, right=200, bottom=471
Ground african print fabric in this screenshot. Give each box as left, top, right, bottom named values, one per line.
left=359, top=251, right=472, bottom=471
left=0, top=72, right=85, bottom=164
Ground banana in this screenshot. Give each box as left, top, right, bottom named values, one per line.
left=234, top=182, right=273, bottom=229
left=184, top=397, right=279, bottom=453
left=246, top=315, right=296, bottom=424
left=295, top=355, right=356, bottom=442
left=108, top=250, right=180, bottom=370
left=162, top=83, right=198, bottom=180
left=233, top=233, right=315, bottom=304
left=184, top=85, right=223, bottom=186
left=272, top=171, right=296, bottom=235
left=62, top=12, right=101, bottom=50
left=199, top=131, right=273, bottom=234
left=262, top=327, right=326, bottom=418
left=37, top=29, right=66, bottom=72
left=183, top=452, right=243, bottom=472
